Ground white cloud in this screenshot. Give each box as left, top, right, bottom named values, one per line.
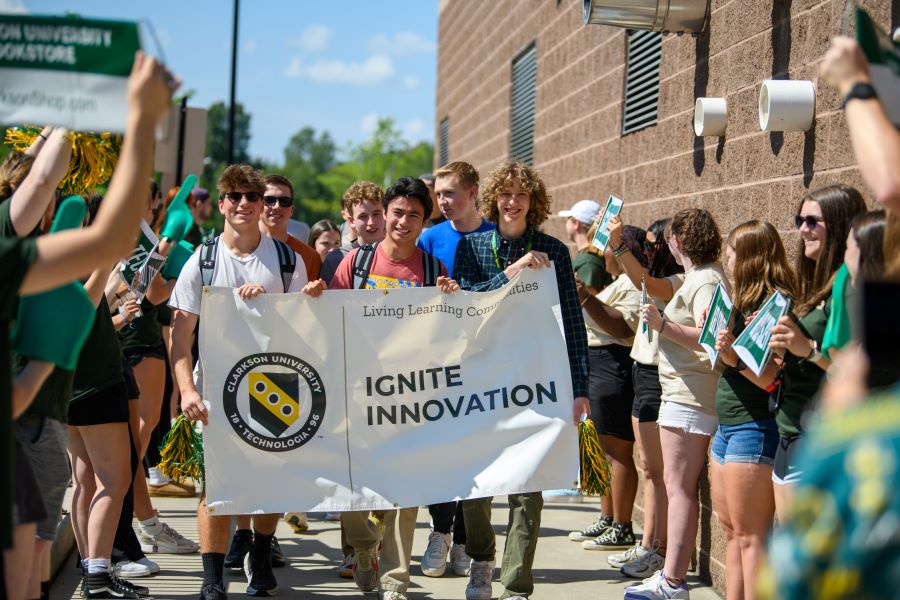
left=289, top=25, right=332, bottom=53
left=368, top=32, right=435, bottom=56
left=401, top=75, right=419, bottom=89
left=402, top=119, right=426, bottom=142
left=0, top=0, right=28, bottom=14
left=284, top=54, right=395, bottom=86
left=360, top=112, right=380, bottom=135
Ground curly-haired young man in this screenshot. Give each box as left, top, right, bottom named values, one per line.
left=453, top=162, right=589, bottom=600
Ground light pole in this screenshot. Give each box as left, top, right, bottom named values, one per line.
left=227, top=0, right=239, bottom=165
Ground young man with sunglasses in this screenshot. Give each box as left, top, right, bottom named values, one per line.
left=260, top=174, right=321, bottom=281
left=170, top=164, right=321, bottom=599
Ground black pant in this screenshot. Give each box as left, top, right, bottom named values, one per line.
left=144, top=356, right=174, bottom=469
left=429, top=501, right=466, bottom=544
left=113, top=416, right=145, bottom=561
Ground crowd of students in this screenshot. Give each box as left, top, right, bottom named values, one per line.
left=3, top=35, right=900, bottom=600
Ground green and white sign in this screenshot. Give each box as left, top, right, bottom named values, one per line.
left=640, top=275, right=648, bottom=336
left=120, top=220, right=161, bottom=287
left=591, top=194, right=624, bottom=252
left=698, top=283, right=733, bottom=366
left=0, top=15, right=140, bottom=132
left=732, top=291, right=791, bottom=377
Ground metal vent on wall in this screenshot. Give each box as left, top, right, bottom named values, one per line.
left=622, top=30, right=661, bottom=135
left=509, top=43, right=537, bottom=165
left=439, top=117, right=449, bottom=167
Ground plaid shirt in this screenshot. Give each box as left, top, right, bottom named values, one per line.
left=454, top=228, right=589, bottom=398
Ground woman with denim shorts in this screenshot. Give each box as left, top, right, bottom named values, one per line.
left=711, top=220, right=796, bottom=600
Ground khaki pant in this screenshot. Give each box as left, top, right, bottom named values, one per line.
left=341, top=507, right=417, bottom=593
left=463, top=492, right=543, bottom=599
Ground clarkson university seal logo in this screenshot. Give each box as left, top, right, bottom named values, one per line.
left=223, top=352, right=326, bottom=452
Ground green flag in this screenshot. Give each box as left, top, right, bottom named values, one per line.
left=698, top=283, right=733, bottom=367
left=855, top=7, right=900, bottom=127
left=732, top=291, right=792, bottom=377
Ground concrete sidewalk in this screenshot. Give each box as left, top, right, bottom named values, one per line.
left=52, top=495, right=721, bottom=599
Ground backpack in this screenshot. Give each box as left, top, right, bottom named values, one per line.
left=351, top=242, right=441, bottom=289
left=199, top=235, right=297, bottom=293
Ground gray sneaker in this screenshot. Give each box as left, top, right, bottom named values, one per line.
left=465, top=559, right=494, bottom=600
left=353, top=547, right=378, bottom=592
left=608, top=544, right=649, bottom=568
left=622, top=548, right=665, bottom=579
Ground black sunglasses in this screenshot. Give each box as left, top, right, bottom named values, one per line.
left=794, top=214, right=823, bottom=230
left=263, top=195, right=294, bottom=208
left=222, top=191, right=261, bottom=203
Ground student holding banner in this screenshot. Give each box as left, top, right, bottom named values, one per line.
left=453, top=162, right=589, bottom=600
left=709, top=220, right=795, bottom=600
left=767, top=185, right=866, bottom=521
left=629, top=208, right=728, bottom=600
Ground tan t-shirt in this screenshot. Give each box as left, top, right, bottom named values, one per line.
left=657, top=264, right=729, bottom=414
left=629, top=273, right=685, bottom=365
left=586, top=273, right=642, bottom=347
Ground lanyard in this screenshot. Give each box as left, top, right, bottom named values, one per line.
left=491, top=229, right=533, bottom=270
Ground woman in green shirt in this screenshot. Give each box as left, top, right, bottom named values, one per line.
left=769, top=185, right=867, bottom=522
left=711, top=220, right=796, bottom=600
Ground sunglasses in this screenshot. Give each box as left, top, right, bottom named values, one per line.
left=794, top=214, right=823, bottom=229
left=222, top=191, right=261, bottom=203
left=644, top=238, right=662, bottom=252
left=263, top=195, right=294, bottom=208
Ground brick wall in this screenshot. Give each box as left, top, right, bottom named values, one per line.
left=436, top=0, right=896, bottom=593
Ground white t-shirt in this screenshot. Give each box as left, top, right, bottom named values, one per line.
left=585, top=273, right=642, bottom=348
left=629, top=273, right=685, bottom=366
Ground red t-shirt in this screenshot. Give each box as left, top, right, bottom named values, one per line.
left=330, top=244, right=447, bottom=290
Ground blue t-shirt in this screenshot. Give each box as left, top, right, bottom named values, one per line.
left=417, top=219, right=495, bottom=277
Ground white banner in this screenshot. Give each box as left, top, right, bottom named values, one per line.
left=199, top=268, right=578, bottom=515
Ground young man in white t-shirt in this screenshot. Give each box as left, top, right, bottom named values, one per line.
left=170, top=164, right=322, bottom=599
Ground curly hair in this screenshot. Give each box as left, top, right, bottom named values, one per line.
left=670, top=208, right=721, bottom=266
left=216, top=164, right=265, bottom=197
left=479, top=162, right=551, bottom=229
left=726, top=220, right=796, bottom=314
left=341, top=180, right=384, bottom=213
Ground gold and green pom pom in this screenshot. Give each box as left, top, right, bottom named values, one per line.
left=578, top=418, right=611, bottom=496
left=158, top=415, right=204, bottom=483
left=4, top=126, right=121, bottom=194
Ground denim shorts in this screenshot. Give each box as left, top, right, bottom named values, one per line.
left=711, top=418, right=779, bottom=465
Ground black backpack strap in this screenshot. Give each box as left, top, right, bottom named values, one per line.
left=421, top=251, right=442, bottom=287
left=272, top=238, right=297, bottom=293
left=199, top=237, right=219, bottom=287
left=352, top=243, right=377, bottom=289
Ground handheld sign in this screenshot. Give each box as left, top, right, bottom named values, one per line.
left=0, top=15, right=141, bottom=132
left=732, top=291, right=791, bottom=377
left=697, top=283, right=733, bottom=366
left=120, top=220, right=160, bottom=286
left=591, top=195, right=624, bottom=252
left=641, top=275, right=648, bottom=336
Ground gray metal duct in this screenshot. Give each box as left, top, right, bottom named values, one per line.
left=583, top=0, right=709, bottom=34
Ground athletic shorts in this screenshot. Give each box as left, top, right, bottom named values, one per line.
left=588, top=345, right=635, bottom=441
left=123, top=343, right=167, bottom=367
left=631, top=362, right=663, bottom=422
left=657, top=401, right=718, bottom=437
left=122, top=359, right=141, bottom=400
left=68, top=381, right=130, bottom=426
left=710, top=418, right=779, bottom=466
left=15, top=415, right=70, bottom=539
left=12, top=439, right=48, bottom=527
left=772, top=434, right=803, bottom=485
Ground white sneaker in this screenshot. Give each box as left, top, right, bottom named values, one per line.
left=147, top=466, right=170, bottom=486
left=622, top=549, right=665, bottom=579
left=449, top=543, right=471, bottom=576
left=138, top=521, right=200, bottom=554
left=382, top=592, right=409, bottom=600
left=465, top=559, right=494, bottom=600
left=113, top=559, right=152, bottom=578
left=624, top=570, right=689, bottom=599
left=608, top=543, right=648, bottom=568
left=420, top=530, right=451, bottom=577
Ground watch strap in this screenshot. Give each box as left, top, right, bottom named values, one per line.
left=842, top=82, right=878, bottom=109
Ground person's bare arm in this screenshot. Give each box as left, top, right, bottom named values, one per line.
left=172, top=308, right=207, bottom=424
left=19, top=52, right=178, bottom=295
left=9, top=127, right=71, bottom=237
left=23, top=125, right=52, bottom=156
left=83, top=264, right=115, bottom=307
left=607, top=216, right=674, bottom=301
left=145, top=274, right=176, bottom=305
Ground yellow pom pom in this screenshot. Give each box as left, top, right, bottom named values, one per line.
left=158, top=415, right=205, bottom=483
left=578, top=418, right=611, bottom=496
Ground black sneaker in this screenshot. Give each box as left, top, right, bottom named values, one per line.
left=197, top=583, right=228, bottom=600
left=583, top=521, right=636, bottom=550
left=270, top=536, right=286, bottom=568
left=84, top=571, right=143, bottom=599
left=568, top=514, right=613, bottom=541
left=224, top=529, right=253, bottom=569
left=244, top=546, right=278, bottom=596
left=111, top=574, right=151, bottom=597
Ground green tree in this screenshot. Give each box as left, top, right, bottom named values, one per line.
left=202, top=101, right=252, bottom=190
left=281, top=127, right=338, bottom=223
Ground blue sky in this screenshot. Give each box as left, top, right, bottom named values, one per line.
left=3, top=0, right=437, bottom=163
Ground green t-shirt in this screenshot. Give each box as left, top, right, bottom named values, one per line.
left=118, top=298, right=163, bottom=352
left=0, top=236, right=38, bottom=548
left=572, top=250, right=612, bottom=291
left=716, top=308, right=773, bottom=425
left=775, top=298, right=830, bottom=437
left=0, top=198, right=17, bottom=238
left=72, top=300, right=124, bottom=402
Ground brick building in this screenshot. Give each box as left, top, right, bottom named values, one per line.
left=434, top=0, right=896, bottom=593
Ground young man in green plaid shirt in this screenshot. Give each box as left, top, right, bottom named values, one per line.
left=453, top=162, right=590, bottom=600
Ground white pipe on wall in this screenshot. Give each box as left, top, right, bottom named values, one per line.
left=693, top=97, right=727, bottom=137
left=758, top=80, right=816, bottom=132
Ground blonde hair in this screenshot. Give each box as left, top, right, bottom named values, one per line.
left=435, top=161, right=479, bottom=189
left=0, top=151, right=34, bottom=198
left=341, top=181, right=384, bottom=213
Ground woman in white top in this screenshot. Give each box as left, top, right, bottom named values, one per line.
left=629, top=208, right=729, bottom=600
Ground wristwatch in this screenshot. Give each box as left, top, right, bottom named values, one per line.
left=842, top=82, right=878, bottom=109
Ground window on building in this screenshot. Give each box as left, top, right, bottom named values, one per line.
left=509, top=42, right=537, bottom=165
left=621, top=30, right=661, bottom=135
left=439, top=117, right=449, bottom=167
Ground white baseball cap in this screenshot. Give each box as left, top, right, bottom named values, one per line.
left=558, top=199, right=601, bottom=225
